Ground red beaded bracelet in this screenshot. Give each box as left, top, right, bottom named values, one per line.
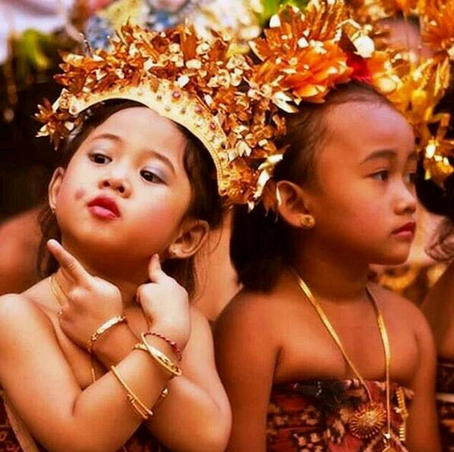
left=144, top=331, right=183, bottom=361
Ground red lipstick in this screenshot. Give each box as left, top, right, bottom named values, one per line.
left=392, top=221, right=416, bottom=239
left=87, top=195, right=121, bottom=219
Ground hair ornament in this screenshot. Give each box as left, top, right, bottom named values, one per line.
left=346, top=0, right=454, bottom=188
left=35, top=22, right=286, bottom=208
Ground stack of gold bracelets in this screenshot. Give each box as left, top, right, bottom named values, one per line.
left=85, top=315, right=182, bottom=421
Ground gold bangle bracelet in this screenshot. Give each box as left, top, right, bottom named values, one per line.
left=86, top=315, right=127, bottom=354
left=138, top=334, right=182, bottom=378
left=110, top=365, right=154, bottom=420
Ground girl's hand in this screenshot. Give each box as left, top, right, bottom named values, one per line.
left=137, top=254, right=191, bottom=351
left=47, top=239, right=124, bottom=350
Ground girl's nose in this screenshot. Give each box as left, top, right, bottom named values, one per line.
left=99, top=173, right=131, bottom=197
left=395, top=184, right=417, bottom=215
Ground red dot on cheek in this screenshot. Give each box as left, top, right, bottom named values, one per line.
left=75, top=188, right=85, bottom=200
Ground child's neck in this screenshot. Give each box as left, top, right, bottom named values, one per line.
left=290, top=245, right=370, bottom=303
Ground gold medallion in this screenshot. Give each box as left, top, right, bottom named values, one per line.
left=348, top=402, right=387, bottom=439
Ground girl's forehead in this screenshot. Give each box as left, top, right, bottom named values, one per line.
left=325, top=102, right=413, bottom=146
left=319, top=102, right=415, bottom=164
left=85, top=107, right=187, bottom=155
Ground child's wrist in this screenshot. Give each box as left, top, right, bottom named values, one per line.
left=90, top=322, right=136, bottom=364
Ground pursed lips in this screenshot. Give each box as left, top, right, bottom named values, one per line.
left=87, top=195, right=121, bottom=219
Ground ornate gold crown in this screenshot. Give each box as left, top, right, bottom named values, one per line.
left=36, top=23, right=284, bottom=207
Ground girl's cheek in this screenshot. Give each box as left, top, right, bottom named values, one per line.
left=75, top=188, right=86, bottom=200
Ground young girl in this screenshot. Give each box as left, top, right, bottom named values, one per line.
left=214, top=4, right=441, bottom=451
left=0, top=23, right=252, bottom=452
left=418, top=170, right=454, bottom=450
left=416, top=93, right=454, bottom=448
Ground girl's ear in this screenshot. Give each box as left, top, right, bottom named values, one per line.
left=276, top=180, right=314, bottom=229
left=48, top=168, right=65, bottom=212
left=168, top=219, right=209, bottom=260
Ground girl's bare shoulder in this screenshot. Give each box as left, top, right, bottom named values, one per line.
left=0, top=290, right=54, bottom=341
left=370, top=283, right=431, bottom=335
left=215, top=286, right=289, bottom=340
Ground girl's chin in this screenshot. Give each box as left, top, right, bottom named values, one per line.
left=370, top=253, right=411, bottom=267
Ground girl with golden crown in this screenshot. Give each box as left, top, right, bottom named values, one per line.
left=0, top=21, right=265, bottom=451
left=214, top=2, right=443, bottom=451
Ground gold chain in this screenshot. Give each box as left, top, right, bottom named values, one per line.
left=49, top=273, right=66, bottom=307
left=288, top=266, right=393, bottom=449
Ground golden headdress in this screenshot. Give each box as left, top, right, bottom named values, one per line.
left=241, top=0, right=403, bottom=208
left=347, top=0, right=454, bottom=187
left=249, top=0, right=454, bottom=195
left=36, top=23, right=284, bottom=208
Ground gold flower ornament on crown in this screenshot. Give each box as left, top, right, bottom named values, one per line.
left=348, top=0, right=454, bottom=188
left=36, top=23, right=285, bottom=208
left=239, top=0, right=404, bottom=208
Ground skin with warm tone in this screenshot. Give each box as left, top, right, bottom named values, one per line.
left=215, top=102, right=440, bottom=451
left=0, top=107, right=230, bottom=452
left=0, top=207, right=41, bottom=295
left=422, top=262, right=454, bottom=362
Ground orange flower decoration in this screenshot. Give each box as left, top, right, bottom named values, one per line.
left=422, top=0, right=454, bottom=59
left=282, top=42, right=353, bottom=103
left=250, top=4, right=356, bottom=109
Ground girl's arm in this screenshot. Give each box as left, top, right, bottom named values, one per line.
left=93, top=307, right=231, bottom=452
left=214, top=294, right=279, bottom=452
left=0, top=294, right=172, bottom=452
left=147, top=307, right=231, bottom=451
left=406, top=307, right=441, bottom=452
left=49, top=242, right=230, bottom=451
left=422, top=261, right=454, bottom=358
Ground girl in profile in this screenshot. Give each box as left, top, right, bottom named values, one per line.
left=215, top=3, right=441, bottom=451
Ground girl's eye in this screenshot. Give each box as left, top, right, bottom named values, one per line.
left=89, top=153, right=111, bottom=165
left=371, top=170, right=389, bottom=181
left=140, top=169, right=164, bottom=184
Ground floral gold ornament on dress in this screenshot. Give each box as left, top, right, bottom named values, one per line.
left=36, top=23, right=285, bottom=207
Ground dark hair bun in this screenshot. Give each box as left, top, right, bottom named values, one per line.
left=416, top=160, right=454, bottom=221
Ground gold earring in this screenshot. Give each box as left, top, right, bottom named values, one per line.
left=169, top=247, right=177, bottom=258
left=300, top=214, right=315, bottom=229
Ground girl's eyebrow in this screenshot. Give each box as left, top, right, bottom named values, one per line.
left=91, top=133, right=176, bottom=175
left=90, top=133, right=122, bottom=144
left=361, top=149, right=418, bottom=165
left=361, top=149, right=396, bottom=164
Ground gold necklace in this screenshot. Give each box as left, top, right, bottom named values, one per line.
left=288, top=266, right=397, bottom=451
left=49, top=273, right=66, bottom=308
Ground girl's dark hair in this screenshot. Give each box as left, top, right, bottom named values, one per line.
left=416, top=157, right=454, bottom=262
left=231, top=81, right=398, bottom=292
left=38, top=100, right=223, bottom=297
left=415, top=87, right=454, bottom=261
